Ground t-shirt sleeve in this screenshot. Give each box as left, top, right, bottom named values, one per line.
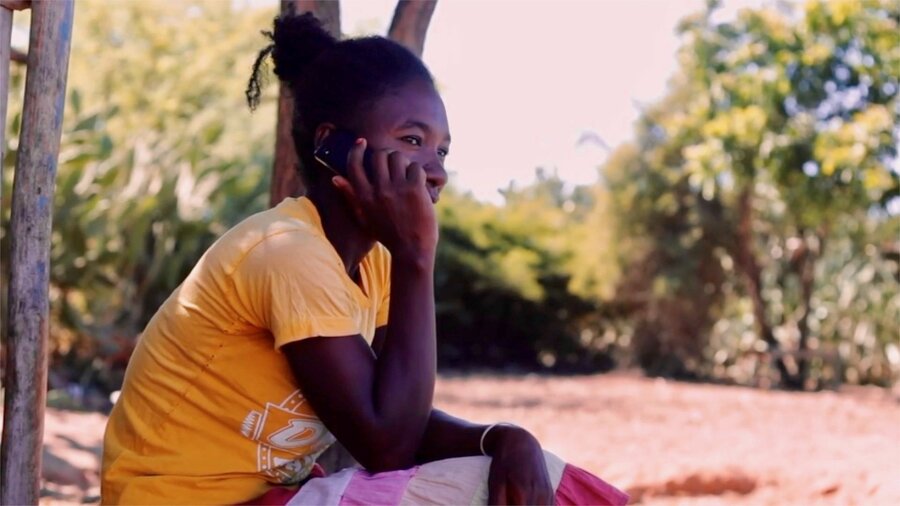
left=232, top=230, right=361, bottom=349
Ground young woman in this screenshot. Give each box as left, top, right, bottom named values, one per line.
left=101, top=13, right=626, bottom=505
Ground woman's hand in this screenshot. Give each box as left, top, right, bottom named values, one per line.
left=485, top=426, right=554, bottom=505
left=332, top=138, right=438, bottom=263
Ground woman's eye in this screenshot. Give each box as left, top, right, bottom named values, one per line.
left=438, top=148, right=449, bottom=158
left=402, top=136, right=422, bottom=147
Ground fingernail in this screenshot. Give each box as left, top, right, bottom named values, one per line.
left=356, top=138, right=365, bottom=145
left=331, top=176, right=339, bottom=186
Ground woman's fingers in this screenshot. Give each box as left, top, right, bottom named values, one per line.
left=405, top=160, right=426, bottom=184
left=340, top=143, right=437, bottom=256
left=387, top=150, right=410, bottom=184
left=525, top=481, right=553, bottom=506
left=531, top=469, right=553, bottom=505
left=488, top=470, right=536, bottom=506
left=509, top=483, right=527, bottom=505
left=330, top=176, right=368, bottom=225
left=488, top=478, right=507, bottom=506
left=508, top=481, right=551, bottom=506
left=346, top=138, right=373, bottom=200
left=330, top=175, right=356, bottom=203
left=370, top=148, right=392, bottom=190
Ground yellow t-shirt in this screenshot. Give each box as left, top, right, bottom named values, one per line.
left=101, top=197, right=391, bottom=505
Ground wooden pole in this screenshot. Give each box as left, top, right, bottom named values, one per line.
left=387, top=0, right=437, bottom=58
left=1, top=1, right=74, bottom=503
left=270, top=0, right=341, bottom=207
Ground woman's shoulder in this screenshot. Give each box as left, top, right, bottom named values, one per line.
left=207, top=201, right=331, bottom=275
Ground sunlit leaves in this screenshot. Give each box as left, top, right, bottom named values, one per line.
left=603, top=0, right=899, bottom=385
left=1, top=0, right=275, bottom=358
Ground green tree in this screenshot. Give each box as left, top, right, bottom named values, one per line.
left=2, top=0, right=276, bottom=395
left=606, top=0, right=899, bottom=387
left=434, top=177, right=614, bottom=371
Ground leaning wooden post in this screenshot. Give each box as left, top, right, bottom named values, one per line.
left=1, top=1, right=74, bottom=504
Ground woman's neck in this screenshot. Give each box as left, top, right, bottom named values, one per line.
left=306, top=183, right=375, bottom=278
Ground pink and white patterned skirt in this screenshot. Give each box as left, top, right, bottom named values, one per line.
left=246, top=451, right=628, bottom=505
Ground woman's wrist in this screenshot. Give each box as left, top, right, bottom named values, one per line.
left=389, top=245, right=436, bottom=272
left=481, top=423, right=528, bottom=457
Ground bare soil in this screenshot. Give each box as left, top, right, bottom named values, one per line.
left=25, top=371, right=900, bottom=505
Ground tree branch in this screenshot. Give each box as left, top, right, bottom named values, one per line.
left=388, top=0, right=437, bottom=57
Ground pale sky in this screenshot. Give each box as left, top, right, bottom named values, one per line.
left=344, top=0, right=698, bottom=201
left=254, top=0, right=772, bottom=202
left=342, top=0, right=777, bottom=202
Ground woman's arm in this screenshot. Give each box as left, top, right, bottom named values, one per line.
left=415, top=409, right=554, bottom=504
left=414, top=409, right=495, bottom=462
left=371, top=329, right=553, bottom=504
left=281, top=253, right=435, bottom=472
left=282, top=143, right=438, bottom=473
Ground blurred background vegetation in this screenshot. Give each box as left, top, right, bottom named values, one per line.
left=0, top=0, right=897, bottom=411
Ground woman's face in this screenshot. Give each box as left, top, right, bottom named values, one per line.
left=353, top=79, right=451, bottom=203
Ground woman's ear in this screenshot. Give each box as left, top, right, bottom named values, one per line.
left=313, top=123, right=337, bottom=151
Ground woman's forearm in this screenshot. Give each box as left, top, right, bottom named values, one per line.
left=369, top=253, right=437, bottom=466
left=415, top=409, right=488, bottom=463
left=415, top=408, right=524, bottom=463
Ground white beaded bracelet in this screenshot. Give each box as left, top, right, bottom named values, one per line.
left=479, top=422, right=515, bottom=456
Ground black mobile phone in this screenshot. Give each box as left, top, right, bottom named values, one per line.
left=313, top=129, right=376, bottom=180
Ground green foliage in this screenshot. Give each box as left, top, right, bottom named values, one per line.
left=605, top=0, right=899, bottom=386
left=2, top=1, right=275, bottom=385
left=434, top=178, right=615, bottom=371
left=2, top=0, right=896, bottom=397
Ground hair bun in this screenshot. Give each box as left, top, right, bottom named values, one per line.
left=246, top=12, right=337, bottom=110
left=270, top=12, right=337, bottom=85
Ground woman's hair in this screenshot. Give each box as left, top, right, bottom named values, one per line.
left=247, top=13, right=435, bottom=185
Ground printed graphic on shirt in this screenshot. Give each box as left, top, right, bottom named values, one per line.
left=241, top=390, right=335, bottom=483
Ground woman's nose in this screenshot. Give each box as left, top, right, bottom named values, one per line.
left=424, top=162, right=448, bottom=191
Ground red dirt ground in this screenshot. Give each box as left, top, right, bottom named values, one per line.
left=25, top=371, right=900, bottom=504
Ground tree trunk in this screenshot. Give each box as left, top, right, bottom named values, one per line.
left=388, top=0, right=437, bottom=57
left=1, top=1, right=74, bottom=503
left=269, top=0, right=341, bottom=207
left=734, top=185, right=797, bottom=387
left=794, top=232, right=823, bottom=389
